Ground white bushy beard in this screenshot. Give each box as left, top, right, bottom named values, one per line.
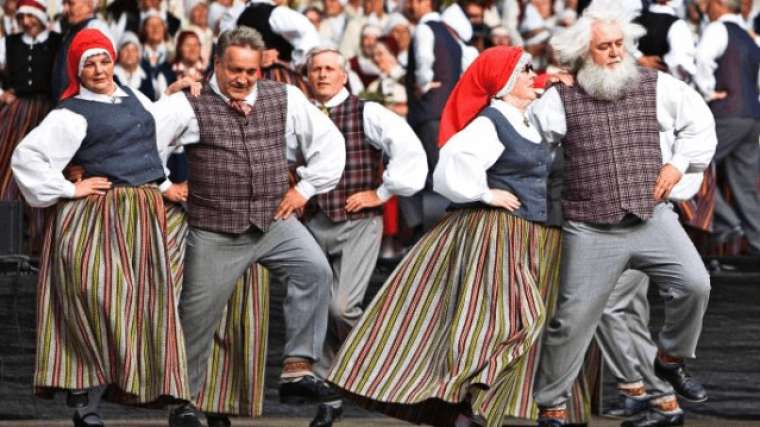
left=576, top=55, right=640, bottom=101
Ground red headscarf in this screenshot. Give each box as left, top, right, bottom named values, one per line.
left=438, top=46, right=529, bottom=147
left=60, top=29, right=116, bottom=101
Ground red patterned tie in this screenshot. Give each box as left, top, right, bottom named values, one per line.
left=228, top=99, right=252, bottom=117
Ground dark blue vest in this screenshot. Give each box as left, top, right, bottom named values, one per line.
left=405, top=20, right=462, bottom=128
left=454, top=107, right=550, bottom=223
left=60, top=86, right=165, bottom=186
left=711, top=22, right=760, bottom=119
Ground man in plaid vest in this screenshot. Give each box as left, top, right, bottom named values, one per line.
left=527, top=2, right=717, bottom=427
left=155, top=28, right=346, bottom=427
left=303, top=47, right=427, bottom=427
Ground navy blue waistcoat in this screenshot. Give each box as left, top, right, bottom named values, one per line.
left=405, top=21, right=462, bottom=128
left=60, top=86, right=165, bottom=186
left=454, top=107, right=550, bottom=223
left=711, top=22, right=760, bottom=119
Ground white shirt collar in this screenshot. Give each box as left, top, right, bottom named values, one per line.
left=77, top=85, right=130, bottom=103
left=317, top=87, right=349, bottom=109
left=490, top=98, right=541, bottom=143
left=718, top=13, right=748, bottom=28
left=21, top=30, right=49, bottom=45
left=209, top=72, right=258, bottom=105
left=248, top=0, right=275, bottom=5
left=648, top=4, right=676, bottom=16
left=419, top=12, right=441, bottom=24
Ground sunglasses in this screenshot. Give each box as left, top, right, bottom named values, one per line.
left=523, top=63, right=535, bottom=73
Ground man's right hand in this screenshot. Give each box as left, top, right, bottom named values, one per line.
left=73, top=177, right=112, bottom=198
left=486, top=189, right=521, bottom=211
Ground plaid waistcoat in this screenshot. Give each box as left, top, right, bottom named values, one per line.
left=557, top=68, right=662, bottom=224
left=185, top=80, right=289, bottom=234
left=315, top=95, right=383, bottom=222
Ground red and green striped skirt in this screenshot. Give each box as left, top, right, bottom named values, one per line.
left=34, top=186, right=190, bottom=405
left=0, top=95, right=53, bottom=253
left=164, top=204, right=270, bottom=417
left=328, top=208, right=596, bottom=426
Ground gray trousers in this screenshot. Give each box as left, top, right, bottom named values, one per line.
left=534, top=204, right=710, bottom=408
left=398, top=120, right=449, bottom=230
left=306, top=211, right=383, bottom=378
left=712, top=117, right=760, bottom=252
left=180, top=217, right=332, bottom=396
left=595, top=269, right=674, bottom=398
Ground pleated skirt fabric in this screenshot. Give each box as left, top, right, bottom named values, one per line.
left=328, top=208, right=596, bottom=426
left=0, top=95, right=53, bottom=253
left=164, top=203, right=270, bottom=417
left=34, top=186, right=190, bottom=406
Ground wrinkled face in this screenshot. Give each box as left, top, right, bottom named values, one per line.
left=18, top=13, right=44, bottom=37
left=408, top=0, right=431, bottom=21
left=464, top=2, right=484, bottom=25
left=507, top=65, right=537, bottom=102
left=323, top=0, right=343, bottom=17
left=706, top=0, right=725, bottom=20
left=80, top=53, right=115, bottom=94
left=190, top=3, right=208, bottom=27
left=180, top=34, right=202, bottom=63
left=363, top=0, right=383, bottom=14
left=307, top=51, right=348, bottom=102
left=589, top=21, right=625, bottom=69
left=3, top=0, right=18, bottom=15
left=214, top=45, right=261, bottom=100
left=360, top=33, right=378, bottom=57
left=63, top=0, right=93, bottom=24
left=118, top=42, right=140, bottom=68
left=390, top=24, right=411, bottom=50
left=372, top=43, right=397, bottom=73
left=143, top=16, right=167, bottom=45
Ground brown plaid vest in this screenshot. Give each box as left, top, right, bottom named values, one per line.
left=185, top=80, right=289, bottom=233
left=315, top=95, right=383, bottom=222
left=557, top=68, right=662, bottom=224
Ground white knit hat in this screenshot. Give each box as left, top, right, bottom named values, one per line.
left=16, top=0, right=49, bottom=25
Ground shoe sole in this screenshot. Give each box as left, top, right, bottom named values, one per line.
left=677, top=394, right=708, bottom=403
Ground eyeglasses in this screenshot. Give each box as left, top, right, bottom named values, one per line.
left=523, top=63, right=535, bottom=73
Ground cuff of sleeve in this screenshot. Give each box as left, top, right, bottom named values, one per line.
left=63, top=181, right=77, bottom=199
left=375, top=185, right=392, bottom=202
left=668, top=154, right=690, bottom=175
left=159, top=179, right=173, bottom=193
left=295, top=180, right=316, bottom=200
left=480, top=190, right=493, bottom=204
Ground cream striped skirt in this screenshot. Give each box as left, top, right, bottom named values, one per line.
left=328, top=208, right=597, bottom=426
left=165, top=204, right=270, bottom=417
left=34, top=186, right=190, bottom=405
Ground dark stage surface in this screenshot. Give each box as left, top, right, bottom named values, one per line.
left=1, top=259, right=758, bottom=424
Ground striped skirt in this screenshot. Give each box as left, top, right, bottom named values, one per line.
left=34, top=186, right=190, bottom=405
left=328, top=208, right=595, bottom=426
left=0, top=95, right=53, bottom=253
left=164, top=204, right=270, bottom=417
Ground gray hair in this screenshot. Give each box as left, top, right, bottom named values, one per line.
left=549, top=0, right=645, bottom=72
left=215, top=27, right=265, bottom=59
left=304, top=46, right=349, bottom=73
left=720, top=0, right=742, bottom=13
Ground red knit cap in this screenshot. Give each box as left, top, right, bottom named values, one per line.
left=438, top=46, right=530, bottom=147
left=60, top=29, right=116, bottom=101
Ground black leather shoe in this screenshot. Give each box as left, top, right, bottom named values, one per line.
left=73, top=412, right=104, bottom=427
left=310, top=403, right=343, bottom=427
left=621, top=409, right=684, bottom=427
left=205, top=413, right=231, bottom=427
left=279, top=376, right=341, bottom=404
left=67, top=390, right=89, bottom=408
left=653, top=358, right=707, bottom=403
left=603, top=394, right=650, bottom=419
left=168, top=402, right=202, bottom=427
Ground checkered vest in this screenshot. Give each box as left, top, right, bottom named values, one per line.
left=557, top=68, right=662, bottom=224
left=185, top=80, right=289, bottom=233
left=315, top=95, right=383, bottom=222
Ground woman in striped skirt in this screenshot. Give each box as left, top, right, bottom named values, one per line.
left=0, top=0, right=61, bottom=253
left=327, top=46, right=595, bottom=427
left=11, top=29, right=194, bottom=427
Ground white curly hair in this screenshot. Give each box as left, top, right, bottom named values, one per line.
left=549, top=0, right=646, bottom=72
